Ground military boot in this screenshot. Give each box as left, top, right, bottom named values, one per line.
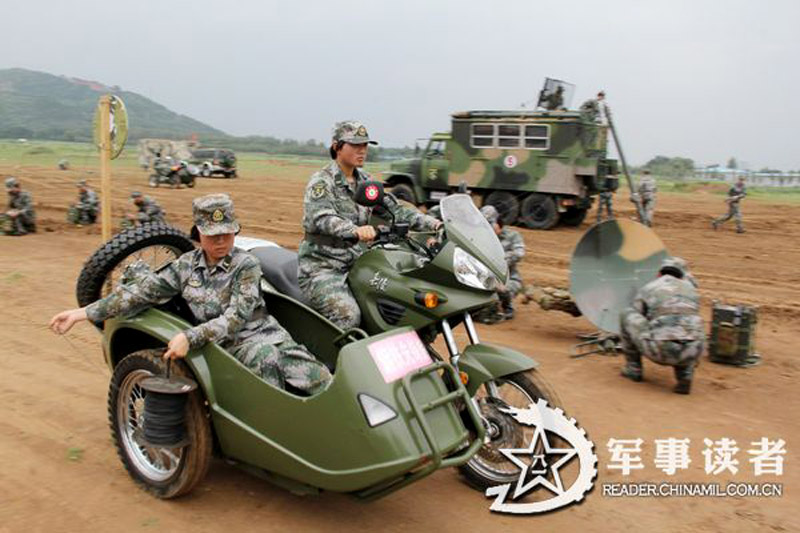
left=499, top=293, right=515, bottom=320
left=673, top=365, right=693, bottom=395
left=711, top=219, right=718, bottom=230
left=621, top=351, right=643, bottom=382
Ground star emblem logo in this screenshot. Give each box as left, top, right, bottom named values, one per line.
left=500, top=425, right=577, bottom=499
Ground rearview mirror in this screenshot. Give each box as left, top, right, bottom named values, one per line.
left=354, top=181, right=385, bottom=207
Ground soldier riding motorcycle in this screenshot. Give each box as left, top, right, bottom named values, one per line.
left=243, top=185, right=562, bottom=489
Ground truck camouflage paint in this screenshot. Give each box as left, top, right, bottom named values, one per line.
left=383, top=110, right=618, bottom=229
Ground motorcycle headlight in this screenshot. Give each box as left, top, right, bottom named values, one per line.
left=453, top=247, right=497, bottom=291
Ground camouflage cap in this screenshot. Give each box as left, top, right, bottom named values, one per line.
left=130, top=191, right=142, bottom=199
left=480, top=205, right=499, bottom=225
left=192, top=193, right=239, bottom=236
left=77, top=179, right=87, bottom=187
left=332, top=120, right=378, bottom=145
left=5, top=176, right=19, bottom=189
left=660, top=257, right=686, bottom=277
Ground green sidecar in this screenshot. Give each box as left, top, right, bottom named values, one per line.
left=79, top=224, right=485, bottom=500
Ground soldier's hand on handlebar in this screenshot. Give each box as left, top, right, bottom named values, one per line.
left=355, top=225, right=377, bottom=242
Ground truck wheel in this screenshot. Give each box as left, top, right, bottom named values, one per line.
left=519, top=193, right=559, bottom=230
left=76, top=223, right=195, bottom=309
left=391, top=183, right=417, bottom=205
left=560, top=207, right=588, bottom=227
left=109, top=349, right=212, bottom=498
left=484, top=191, right=520, bottom=226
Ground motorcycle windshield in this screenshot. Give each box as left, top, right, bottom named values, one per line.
left=440, top=194, right=508, bottom=281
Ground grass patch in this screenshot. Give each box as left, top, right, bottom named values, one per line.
left=66, top=446, right=84, bottom=462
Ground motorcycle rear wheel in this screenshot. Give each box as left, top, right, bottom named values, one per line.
left=458, top=369, right=563, bottom=491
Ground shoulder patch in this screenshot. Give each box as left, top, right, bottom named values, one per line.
left=311, top=181, right=328, bottom=199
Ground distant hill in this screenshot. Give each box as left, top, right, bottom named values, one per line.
left=0, top=68, right=225, bottom=141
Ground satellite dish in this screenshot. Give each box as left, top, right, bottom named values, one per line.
left=569, top=219, right=669, bottom=334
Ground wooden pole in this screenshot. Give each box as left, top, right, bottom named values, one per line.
left=99, top=95, right=112, bottom=242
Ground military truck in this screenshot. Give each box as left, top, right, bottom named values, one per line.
left=382, top=110, right=618, bottom=229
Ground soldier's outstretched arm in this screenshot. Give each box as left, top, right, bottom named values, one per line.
left=85, top=260, right=183, bottom=323
left=183, top=258, right=262, bottom=350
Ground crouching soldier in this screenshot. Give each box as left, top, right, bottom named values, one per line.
left=619, top=257, right=705, bottom=394
left=69, top=180, right=99, bottom=225
left=474, top=205, right=525, bottom=323
left=127, top=191, right=166, bottom=225
left=3, top=177, right=36, bottom=236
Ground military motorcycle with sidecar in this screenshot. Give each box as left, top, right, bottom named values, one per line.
left=74, top=186, right=560, bottom=499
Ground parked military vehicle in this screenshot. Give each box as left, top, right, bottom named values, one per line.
left=382, top=110, right=618, bottom=229
left=189, top=148, right=237, bottom=178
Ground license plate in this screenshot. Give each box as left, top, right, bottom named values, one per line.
left=368, top=331, right=433, bottom=384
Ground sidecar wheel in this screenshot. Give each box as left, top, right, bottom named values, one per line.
left=109, top=349, right=212, bottom=499
left=458, top=369, right=563, bottom=491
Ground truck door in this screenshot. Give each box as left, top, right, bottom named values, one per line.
left=421, top=140, right=450, bottom=200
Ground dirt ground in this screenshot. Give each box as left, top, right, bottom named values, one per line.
left=1, top=165, right=798, bottom=532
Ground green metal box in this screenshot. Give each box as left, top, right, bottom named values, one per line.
left=708, top=302, right=760, bottom=367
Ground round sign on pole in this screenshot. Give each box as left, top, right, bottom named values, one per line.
left=93, top=95, right=128, bottom=160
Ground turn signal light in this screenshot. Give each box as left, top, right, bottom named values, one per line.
left=459, top=371, right=469, bottom=385
left=415, top=291, right=440, bottom=308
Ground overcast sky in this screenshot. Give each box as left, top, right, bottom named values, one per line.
left=3, top=0, right=799, bottom=169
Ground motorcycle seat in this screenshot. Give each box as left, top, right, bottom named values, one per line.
left=249, top=246, right=306, bottom=303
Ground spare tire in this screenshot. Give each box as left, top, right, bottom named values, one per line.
left=76, top=223, right=195, bottom=308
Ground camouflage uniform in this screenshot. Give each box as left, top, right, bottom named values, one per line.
left=619, top=257, right=705, bottom=394
left=298, top=121, right=438, bottom=330
left=131, top=192, right=167, bottom=224
left=87, top=194, right=331, bottom=395
left=712, top=181, right=746, bottom=233
left=74, top=181, right=99, bottom=224
left=579, top=93, right=605, bottom=123
left=474, top=205, right=525, bottom=322
left=596, top=191, right=614, bottom=223
left=3, top=177, right=36, bottom=235
left=637, top=173, right=657, bottom=226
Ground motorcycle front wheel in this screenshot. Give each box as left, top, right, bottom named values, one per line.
left=459, top=369, right=563, bottom=491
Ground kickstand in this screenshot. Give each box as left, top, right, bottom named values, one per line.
left=571, top=331, right=620, bottom=358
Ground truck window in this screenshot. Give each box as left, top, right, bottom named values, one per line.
left=524, top=124, right=549, bottom=150
left=427, top=140, right=446, bottom=157
left=470, top=123, right=550, bottom=150
left=471, top=124, right=494, bottom=147
left=497, top=125, right=521, bottom=148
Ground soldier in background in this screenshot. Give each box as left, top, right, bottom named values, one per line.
left=636, top=170, right=657, bottom=226
left=595, top=175, right=616, bottom=223
left=474, top=205, right=525, bottom=323
left=127, top=191, right=166, bottom=225
left=3, top=177, right=36, bottom=236
left=579, top=91, right=606, bottom=123
left=619, top=257, right=705, bottom=394
left=71, top=180, right=99, bottom=225
left=712, top=176, right=747, bottom=233
left=50, top=194, right=332, bottom=395
left=541, top=85, right=566, bottom=111
left=298, top=120, right=440, bottom=330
